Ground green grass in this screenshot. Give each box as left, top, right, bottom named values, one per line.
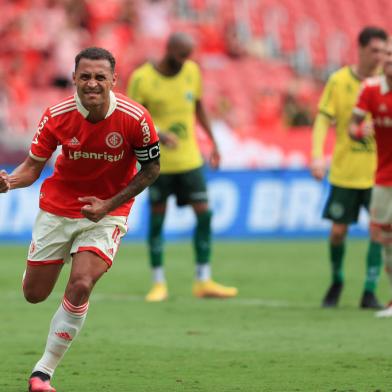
left=1, top=240, right=392, bottom=392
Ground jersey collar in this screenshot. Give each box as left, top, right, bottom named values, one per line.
left=380, top=75, right=390, bottom=95
left=75, top=91, right=117, bottom=119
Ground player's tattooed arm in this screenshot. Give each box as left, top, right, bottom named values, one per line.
left=1, top=156, right=46, bottom=192
left=79, top=159, right=160, bottom=222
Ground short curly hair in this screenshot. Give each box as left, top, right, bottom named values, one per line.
left=358, top=26, right=388, bottom=47
left=74, top=47, right=116, bottom=72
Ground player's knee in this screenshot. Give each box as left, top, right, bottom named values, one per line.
left=330, top=225, right=347, bottom=244
left=370, top=224, right=392, bottom=245
left=68, top=277, right=94, bottom=299
left=23, top=286, right=49, bottom=304
left=330, top=232, right=345, bottom=244
left=370, top=227, right=383, bottom=244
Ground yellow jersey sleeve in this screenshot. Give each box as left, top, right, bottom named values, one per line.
left=318, top=74, right=337, bottom=119
left=311, top=113, right=330, bottom=159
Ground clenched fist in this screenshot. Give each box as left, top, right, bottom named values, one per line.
left=0, top=170, right=10, bottom=193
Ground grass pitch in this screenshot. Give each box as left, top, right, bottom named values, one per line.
left=1, top=240, right=392, bottom=392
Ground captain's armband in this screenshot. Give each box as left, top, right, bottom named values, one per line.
left=134, top=141, right=160, bottom=164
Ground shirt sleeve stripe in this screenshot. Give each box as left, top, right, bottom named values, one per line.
left=353, top=107, right=367, bottom=116
left=318, top=110, right=334, bottom=119
left=117, top=98, right=144, bottom=116
left=29, top=151, right=48, bottom=162
left=117, top=107, right=140, bottom=121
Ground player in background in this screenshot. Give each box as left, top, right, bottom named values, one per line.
left=127, top=32, right=238, bottom=302
left=349, top=38, right=392, bottom=317
left=0, top=47, right=160, bottom=392
left=310, top=26, right=388, bottom=308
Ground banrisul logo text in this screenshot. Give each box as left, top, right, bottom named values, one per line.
left=68, top=150, right=124, bottom=162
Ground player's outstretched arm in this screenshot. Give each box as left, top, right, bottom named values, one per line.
left=80, top=159, right=160, bottom=222
left=1, top=156, right=46, bottom=192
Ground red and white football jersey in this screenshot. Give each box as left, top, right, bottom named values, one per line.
left=30, top=92, right=159, bottom=218
left=354, top=76, right=392, bottom=186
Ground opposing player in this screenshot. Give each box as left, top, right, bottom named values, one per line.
left=311, top=26, right=388, bottom=308
left=350, top=38, right=392, bottom=317
left=127, top=32, right=237, bottom=301
left=0, top=47, right=160, bottom=391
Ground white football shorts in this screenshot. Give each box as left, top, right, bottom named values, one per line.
left=27, top=209, right=128, bottom=268
left=370, top=185, right=392, bottom=225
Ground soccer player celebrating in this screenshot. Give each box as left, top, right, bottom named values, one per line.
left=311, top=26, right=388, bottom=309
left=127, top=32, right=238, bottom=302
left=0, top=47, right=160, bottom=391
left=350, top=38, right=392, bottom=317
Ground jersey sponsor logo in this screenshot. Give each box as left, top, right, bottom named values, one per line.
left=374, top=116, right=392, bottom=127
left=140, top=117, right=151, bottom=146
left=185, top=91, right=194, bottom=101
left=134, top=142, right=160, bottom=162
left=68, top=150, right=124, bottom=162
left=169, top=122, right=187, bottom=138
left=32, top=116, right=49, bottom=145
left=329, top=202, right=345, bottom=219
left=105, top=132, right=123, bottom=148
left=68, top=137, right=80, bottom=146
left=55, top=331, right=73, bottom=341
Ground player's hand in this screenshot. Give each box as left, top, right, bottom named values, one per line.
left=310, top=158, right=326, bottom=181
left=0, top=170, right=10, bottom=193
left=79, top=196, right=110, bottom=222
left=209, top=145, right=220, bottom=169
left=159, top=132, right=178, bottom=149
left=349, top=121, right=373, bottom=141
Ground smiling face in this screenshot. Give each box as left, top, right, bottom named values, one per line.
left=73, top=58, right=117, bottom=112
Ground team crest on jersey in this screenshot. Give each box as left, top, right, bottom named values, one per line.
left=106, top=132, right=123, bottom=148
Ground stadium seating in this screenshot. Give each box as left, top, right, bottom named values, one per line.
left=1, top=0, right=390, bottom=167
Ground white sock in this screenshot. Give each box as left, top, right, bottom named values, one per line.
left=32, top=297, right=89, bottom=377
left=152, top=266, right=165, bottom=283
left=196, top=263, right=211, bottom=281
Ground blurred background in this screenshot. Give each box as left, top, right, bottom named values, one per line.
left=1, top=0, right=389, bottom=240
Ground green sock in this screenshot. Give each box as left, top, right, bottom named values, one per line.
left=148, top=212, right=165, bottom=268
left=329, top=242, right=345, bottom=284
left=194, top=210, right=212, bottom=264
left=364, top=241, right=382, bottom=292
